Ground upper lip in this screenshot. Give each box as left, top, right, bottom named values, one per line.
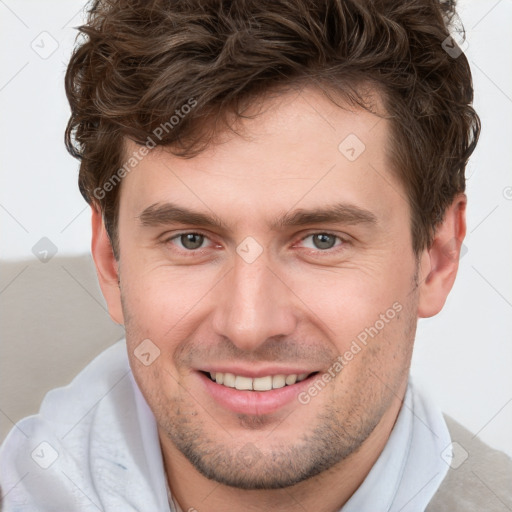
left=198, top=366, right=318, bottom=378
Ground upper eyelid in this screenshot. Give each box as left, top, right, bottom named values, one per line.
left=164, top=230, right=348, bottom=251
left=164, top=230, right=211, bottom=241
left=167, top=231, right=214, bottom=247
left=297, top=232, right=347, bottom=249
left=164, top=230, right=345, bottom=240
left=299, top=231, right=345, bottom=240
left=297, top=230, right=349, bottom=243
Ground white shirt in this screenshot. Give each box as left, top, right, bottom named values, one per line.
left=0, top=339, right=450, bottom=511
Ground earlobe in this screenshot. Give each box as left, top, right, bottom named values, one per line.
left=417, top=194, right=467, bottom=318
left=91, top=207, right=124, bottom=325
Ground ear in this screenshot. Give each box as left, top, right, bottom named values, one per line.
left=91, top=207, right=124, bottom=325
left=417, top=193, right=467, bottom=318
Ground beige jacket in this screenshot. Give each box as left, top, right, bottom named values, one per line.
left=426, top=415, right=512, bottom=511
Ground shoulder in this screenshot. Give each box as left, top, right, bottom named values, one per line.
left=2, top=338, right=132, bottom=443
left=0, top=339, right=134, bottom=511
left=426, top=415, right=512, bottom=511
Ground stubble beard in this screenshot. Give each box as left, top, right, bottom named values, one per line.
left=121, top=268, right=419, bottom=490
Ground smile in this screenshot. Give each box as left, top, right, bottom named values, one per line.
left=206, top=371, right=315, bottom=391
left=198, top=368, right=321, bottom=415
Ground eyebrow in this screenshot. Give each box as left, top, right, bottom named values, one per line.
left=138, top=203, right=229, bottom=230
left=138, top=202, right=378, bottom=231
left=271, top=204, right=377, bottom=230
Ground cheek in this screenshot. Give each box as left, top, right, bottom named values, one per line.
left=120, top=262, right=221, bottom=344
left=284, top=259, right=414, bottom=349
left=117, top=219, right=215, bottom=334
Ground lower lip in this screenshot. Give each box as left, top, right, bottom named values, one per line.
left=197, top=371, right=317, bottom=415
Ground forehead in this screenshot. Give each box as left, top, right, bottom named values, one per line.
left=118, top=86, right=406, bottom=227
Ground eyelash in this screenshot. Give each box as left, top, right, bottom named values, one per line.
left=295, top=232, right=347, bottom=253
left=163, top=231, right=348, bottom=256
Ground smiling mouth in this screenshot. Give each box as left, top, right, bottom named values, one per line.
left=201, top=371, right=319, bottom=391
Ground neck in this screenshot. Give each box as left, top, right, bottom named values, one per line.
left=160, top=393, right=404, bottom=512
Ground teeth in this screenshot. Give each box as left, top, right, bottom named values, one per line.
left=235, top=376, right=253, bottom=390
left=223, top=373, right=236, bottom=388
left=272, top=375, right=286, bottom=389
left=253, top=376, right=272, bottom=391
left=285, top=374, right=297, bottom=385
left=208, top=371, right=311, bottom=391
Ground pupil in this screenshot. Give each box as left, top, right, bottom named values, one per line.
left=181, top=233, right=204, bottom=250
left=314, top=233, right=335, bottom=250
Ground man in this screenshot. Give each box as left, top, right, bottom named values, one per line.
left=1, top=0, right=511, bottom=510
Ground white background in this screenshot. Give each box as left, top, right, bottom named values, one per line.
left=1, top=0, right=511, bottom=457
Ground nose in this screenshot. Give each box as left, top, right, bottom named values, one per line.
left=212, top=253, right=297, bottom=352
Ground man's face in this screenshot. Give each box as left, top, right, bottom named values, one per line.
left=115, top=87, right=419, bottom=489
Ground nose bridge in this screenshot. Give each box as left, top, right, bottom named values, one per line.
left=213, top=254, right=295, bottom=351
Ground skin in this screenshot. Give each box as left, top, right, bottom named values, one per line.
left=92, top=86, right=466, bottom=511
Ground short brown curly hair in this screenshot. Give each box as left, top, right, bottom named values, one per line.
left=65, top=0, right=480, bottom=258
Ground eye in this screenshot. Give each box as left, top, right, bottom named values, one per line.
left=170, top=232, right=210, bottom=250
left=300, top=232, right=344, bottom=251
